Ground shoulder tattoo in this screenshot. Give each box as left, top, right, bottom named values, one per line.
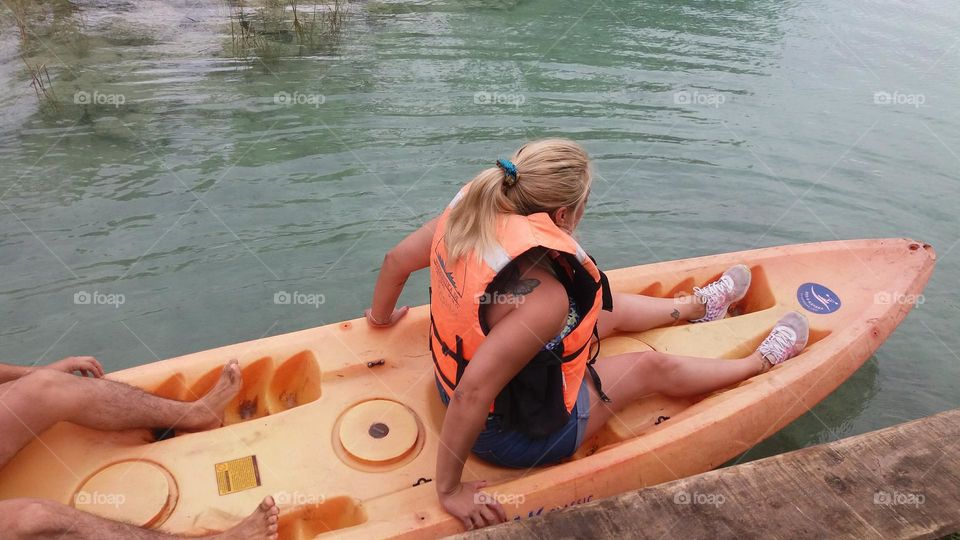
left=509, top=278, right=541, bottom=296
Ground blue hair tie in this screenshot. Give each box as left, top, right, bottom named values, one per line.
left=496, top=158, right=518, bottom=187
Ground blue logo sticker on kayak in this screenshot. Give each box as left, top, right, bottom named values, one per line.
left=797, top=283, right=842, bottom=314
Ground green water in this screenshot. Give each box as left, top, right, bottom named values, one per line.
left=1, top=0, right=957, bottom=462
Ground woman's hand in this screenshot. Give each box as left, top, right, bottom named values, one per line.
left=46, top=356, right=104, bottom=378
left=364, top=306, right=409, bottom=328
left=439, top=480, right=507, bottom=531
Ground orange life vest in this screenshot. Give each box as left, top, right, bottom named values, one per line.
left=429, top=185, right=613, bottom=437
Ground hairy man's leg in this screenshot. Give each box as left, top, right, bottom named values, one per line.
left=0, top=360, right=241, bottom=468
left=0, top=496, right=279, bottom=539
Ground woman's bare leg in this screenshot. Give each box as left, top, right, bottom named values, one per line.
left=597, top=293, right=705, bottom=339
left=598, top=265, right=753, bottom=339
left=0, top=495, right=279, bottom=539
left=583, top=311, right=809, bottom=441
left=582, top=349, right=764, bottom=440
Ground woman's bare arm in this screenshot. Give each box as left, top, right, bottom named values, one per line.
left=366, top=217, right=439, bottom=326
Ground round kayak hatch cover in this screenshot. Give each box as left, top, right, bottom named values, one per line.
left=796, top=282, right=842, bottom=314
left=339, top=399, right=419, bottom=464
left=73, top=460, right=177, bottom=528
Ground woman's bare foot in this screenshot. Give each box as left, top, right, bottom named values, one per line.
left=213, top=496, right=280, bottom=540
left=179, top=359, right=243, bottom=431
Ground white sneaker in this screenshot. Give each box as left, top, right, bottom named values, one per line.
left=690, top=264, right=752, bottom=323
left=757, top=312, right=810, bottom=366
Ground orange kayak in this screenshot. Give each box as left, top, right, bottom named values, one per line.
left=0, top=238, right=935, bottom=539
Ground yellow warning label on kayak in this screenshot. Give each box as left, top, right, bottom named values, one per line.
left=215, top=455, right=261, bottom=496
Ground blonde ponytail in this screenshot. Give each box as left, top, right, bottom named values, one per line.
left=444, top=139, right=591, bottom=262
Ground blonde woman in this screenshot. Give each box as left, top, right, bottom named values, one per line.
left=366, top=139, right=808, bottom=530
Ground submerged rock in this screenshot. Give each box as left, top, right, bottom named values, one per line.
left=93, top=115, right=137, bottom=142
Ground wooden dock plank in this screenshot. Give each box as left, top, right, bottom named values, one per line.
left=456, top=408, right=960, bottom=540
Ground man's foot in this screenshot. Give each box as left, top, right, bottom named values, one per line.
left=690, top=264, right=752, bottom=323
left=181, top=359, right=243, bottom=431
left=757, top=312, right=809, bottom=371
left=214, top=496, right=280, bottom=540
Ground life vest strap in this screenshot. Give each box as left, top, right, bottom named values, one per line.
left=587, top=255, right=614, bottom=312
left=429, top=313, right=465, bottom=391
left=558, top=336, right=589, bottom=363
left=454, top=335, right=466, bottom=383
left=587, top=324, right=612, bottom=403
left=598, top=268, right=614, bottom=312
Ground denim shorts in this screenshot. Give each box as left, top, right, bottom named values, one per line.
left=436, top=377, right=591, bottom=468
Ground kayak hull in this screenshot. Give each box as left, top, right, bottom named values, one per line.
left=0, top=238, right=935, bottom=539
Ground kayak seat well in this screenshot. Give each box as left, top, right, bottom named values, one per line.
left=277, top=496, right=367, bottom=539
left=571, top=336, right=697, bottom=458
left=627, top=265, right=776, bottom=319
left=573, top=265, right=786, bottom=456
left=144, top=351, right=322, bottom=436
left=579, top=333, right=835, bottom=455
left=676, top=265, right=777, bottom=318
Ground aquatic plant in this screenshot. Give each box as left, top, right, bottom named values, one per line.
left=293, top=0, right=347, bottom=50
left=5, top=0, right=87, bottom=110
left=6, top=0, right=86, bottom=54
left=226, top=0, right=347, bottom=62
left=23, top=58, right=59, bottom=110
